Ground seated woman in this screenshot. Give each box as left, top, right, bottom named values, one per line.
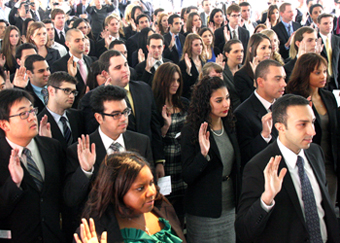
left=81, top=152, right=186, bottom=243
left=158, top=13, right=169, bottom=35
left=199, top=27, right=221, bottom=63
left=287, top=53, right=340, bottom=206
left=266, top=4, right=280, bottom=28
left=234, top=33, right=272, bottom=102
left=261, top=29, right=284, bottom=65
left=208, top=8, right=224, bottom=32
left=185, top=12, right=202, bottom=36
left=1, top=26, right=21, bottom=74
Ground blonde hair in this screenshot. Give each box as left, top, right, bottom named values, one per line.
left=124, top=4, right=137, bottom=24
left=260, top=29, right=284, bottom=65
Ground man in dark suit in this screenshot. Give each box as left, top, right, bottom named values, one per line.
left=306, top=4, right=323, bottom=28
left=37, top=72, right=84, bottom=149
left=200, top=0, right=211, bottom=27
left=214, top=5, right=249, bottom=56
left=51, top=9, right=68, bottom=48
left=317, top=13, right=340, bottom=90
left=273, top=3, right=302, bottom=60
left=135, top=34, right=172, bottom=86
left=51, top=29, right=93, bottom=108
left=163, top=14, right=185, bottom=64
left=235, top=60, right=286, bottom=169
left=240, top=2, right=257, bottom=35
left=235, top=94, right=340, bottom=243
left=8, top=2, right=30, bottom=32
left=0, top=89, right=65, bottom=243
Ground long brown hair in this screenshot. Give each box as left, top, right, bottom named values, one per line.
left=181, top=33, right=206, bottom=61
left=1, top=26, right=21, bottom=70
left=157, top=13, right=169, bottom=35
left=268, top=4, right=280, bottom=26
left=26, top=22, right=51, bottom=48
left=186, top=12, right=201, bottom=34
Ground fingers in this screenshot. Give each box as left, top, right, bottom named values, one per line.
left=85, top=134, right=90, bottom=150
left=100, top=232, right=107, bottom=243
left=10, top=149, right=20, bottom=165
left=73, top=233, right=82, bottom=243
left=89, top=218, right=97, bottom=237
left=81, top=218, right=91, bottom=240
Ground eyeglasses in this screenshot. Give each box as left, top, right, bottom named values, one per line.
left=52, top=86, right=79, bottom=96
left=101, top=108, right=131, bottom=120
left=9, top=107, right=38, bottom=120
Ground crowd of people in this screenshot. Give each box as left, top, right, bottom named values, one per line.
left=0, top=0, right=340, bottom=242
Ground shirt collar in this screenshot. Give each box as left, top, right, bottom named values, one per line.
left=6, top=137, right=36, bottom=158
left=277, top=137, right=306, bottom=170
left=281, top=20, right=292, bottom=27
left=98, top=126, right=125, bottom=151
left=169, top=31, right=179, bottom=37
left=31, top=83, right=46, bottom=94
left=46, top=106, right=67, bottom=124
left=254, top=90, right=275, bottom=111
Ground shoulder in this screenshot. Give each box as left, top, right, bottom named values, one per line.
left=124, top=130, right=149, bottom=141
left=135, top=60, right=146, bottom=69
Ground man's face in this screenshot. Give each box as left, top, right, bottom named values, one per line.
left=49, top=81, right=76, bottom=109
left=52, top=13, right=65, bottom=30
left=111, top=44, right=128, bottom=59
left=280, top=5, right=294, bottom=22
left=0, top=22, right=7, bottom=39
left=297, top=31, right=317, bottom=53
left=0, top=98, right=38, bottom=145
left=106, top=55, right=130, bottom=87
left=137, top=17, right=150, bottom=31
left=45, top=23, right=55, bottom=40
left=17, top=49, right=37, bottom=67
left=66, top=31, right=85, bottom=56
left=277, top=105, right=316, bottom=154
left=317, top=17, right=333, bottom=35
left=27, top=60, right=50, bottom=87
left=107, top=18, right=120, bottom=36
left=30, top=0, right=36, bottom=10
left=310, top=6, right=323, bottom=23
left=203, top=0, right=211, bottom=13
left=241, top=6, right=251, bottom=21
left=169, top=17, right=182, bottom=34
left=258, top=66, right=286, bottom=102
left=147, top=39, right=164, bottom=60
left=227, top=11, right=241, bottom=27
left=96, top=99, right=128, bottom=140
left=18, top=4, right=27, bottom=17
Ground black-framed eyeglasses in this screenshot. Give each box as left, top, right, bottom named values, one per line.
left=101, top=108, right=131, bottom=120
left=52, top=86, right=79, bottom=96
left=9, top=107, right=38, bottom=120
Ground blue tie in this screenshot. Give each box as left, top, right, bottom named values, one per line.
left=296, top=156, right=323, bottom=243
left=60, top=116, right=73, bottom=146
left=175, top=35, right=182, bottom=59
left=287, top=24, right=292, bottom=36
left=23, top=148, right=43, bottom=191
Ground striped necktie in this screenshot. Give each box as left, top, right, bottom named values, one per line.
left=22, top=148, right=43, bottom=191
left=60, top=116, right=73, bottom=145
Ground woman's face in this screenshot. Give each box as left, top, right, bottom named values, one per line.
left=31, top=27, right=47, bottom=46
left=134, top=8, right=142, bottom=21
left=201, top=30, right=213, bottom=47
left=270, top=34, right=279, bottom=52
left=86, top=22, right=91, bottom=35
left=255, top=39, right=272, bottom=62
left=77, top=21, right=88, bottom=35
left=161, top=16, right=168, bottom=29
left=226, top=43, right=244, bottom=65
left=96, top=72, right=106, bottom=86
left=84, top=38, right=90, bottom=55
left=191, top=39, right=203, bottom=56
left=192, top=15, right=202, bottom=28
left=309, top=64, right=327, bottom=89
left=213, top=11, right=223, bottom=26
left=270, top=9, right=279, bottom=22
left=9, top=29, right=19, bottom=47
left=169, top=71, right=180, bottom=95
left=209, top=87, right=230, bottom=120
left=123, top=166, right=156, bottom=215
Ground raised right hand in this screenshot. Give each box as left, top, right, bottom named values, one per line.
left=13, top=66, right=28, bottom=88
left=184, top=53, right=192, bottom=74
left=77, top=135, right=96, bottom=172
left=261, top=112, right=273, bottom=139
left=223, top=26, right=230, bottom=42
left=74, top=218, right=107, bottom=243
left=198, top=122, right=210, bottom=158
left=67, top=55, right=77, bottom=77
left=8, top=149, right=23, bottom=188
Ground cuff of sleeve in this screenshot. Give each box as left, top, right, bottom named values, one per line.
left=261, top=134, right=272, bottom=143
left=260, top=198, right=275, bottom=212
left=81, top=166, right=94, bottom=179
left=155, top=160, right=165, bottom=165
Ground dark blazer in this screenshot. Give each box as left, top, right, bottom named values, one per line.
left=200, top=12, right=208, bottom=27
left=283, top=57, right=297, bottom=83
left=54, top=28, right=68, bottom=48
left=272, top=21, right=301, bottom=60
left=214, top=25, right=250, bottom=55
left=45, top=47, right=61, bottom=68
left=123, top=25, right=137, bottom=40
left=234, top=93, right=277, bottom=168
left=181, top=120, right=241, bottom=217
left=178, top=58, right=205, bottom=99
left=126, top=32, right=141, bottom=67
left=0, top=136, right=65, bottom=243
left=95, top=36, right=126, bottom=59
left=24, top=81, right=45, bottom=114
left=234, top=66, right=255, bottom=102
left=235, top=141, right=340, bottom=243
left=51, top=53, right=93, bottom=108
left=163, top=32, right=186, bottom=64
left=8, top=7, right=24, bottom=32
left=222, top=64, right=241, bottom=109
left=79, top=80, right=164, bottom=161
left=135, top=58, right=172, bottom=86
left=37, top=108, right=84, bottom=150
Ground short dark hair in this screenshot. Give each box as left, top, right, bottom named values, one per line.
left=136, top=14, right=150, bottom=25
left=309, top=3, right=323, bottom=15
left=186, top=6, right=198, bottom=14
left=15, top=43, right=38, bottom=60
left=25, top=54, right=46, bottom=72
left=168, top=14, right=180, bottom=25
left=239, top=2, right=251, bottom=7
left=272, top=94, right=309, bottom=127
left=98, top=50, right=124, bottom=72
left=131, top=6, right=143, bottom=22
left=51, top=9, right=65, bottom=20
left=279, top=2, right=291, bottom=13
left=109, top=39, right=126, bottom=49
left=47, top=71, right=78, bottom=87
left=0, top=89, right=34, bottom=122
left=227, top=4, right=241, bottom=15
left=317, top=13, right=333, bottom=24
left=255, top=59, right=283, bottom=81
left=90, top=85, right=127, bottom=114
left=42, top=19, right=53, bottom=25
left=0, top=19, right=9, bottom=26
left=147, top=33, right=164, bottom=45
left=154, top=8, right=164, bottom=17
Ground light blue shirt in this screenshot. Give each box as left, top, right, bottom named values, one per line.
left=31, top=83, right=47, bottom=105
left=281, top=21, right=293, bottom=50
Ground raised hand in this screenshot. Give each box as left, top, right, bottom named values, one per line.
left=208, top=22, right=216, bottom=33
left=216, top=53, right=225, bottom=68
left=199, top=122, right=210, bottom=158
left=162, top=105, right=172, bottom=127
left=8, top=149, right=23, bottom=188
left=298, top=40, right=307, bottom=56
left=223, top=26, right=230, bottom=42
left=145, top=52, right=155, bottom=72
left=261, top=112, right=273, bottom=139
left=130, top=18, right=137, bottom=31
left=67, top=55, right=77, bottom=77
left=77, top=135, right=96, bottom=172
left=192, top=25, right=197, bottom=34
left=250, top=56, right=260, bottom=75
left=4, top=70, right=13, bottom=89
left=261, top=156, right=287, bottom=205
left=0, top=53, right=6, bottom=67
left=169, top=34, right=176, bottom=49
left=184, top=53, right=192, bottom=74
left=39, top=114, right=51, bottom=138
left=74, top=218, right=107, bottom=243
left=155, top=163, right=165, bottom=180
left=13, top=66, right=28, bottom=88
left=122, top=17, right=128, bottom=27
left=315, top=37, right=324, bottom=54
left=138, top=49, right=145, bottom=63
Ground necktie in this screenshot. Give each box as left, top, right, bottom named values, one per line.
left=287, top=24, right=292, bottom=36
left=268, top=105, right=272, bottom=112
left=59, top=31, right=65, bottom=45
left=154, top=60, right=161, bottom=71
left=41, top=88, right=48, bottom=105
left=78, top=59, right=87, bottom=83
left=22, top=148, right=43, bottom=191
left=336, top=17, right=340, bottom=35
left=325, top=37, right=332, bottom=76
left=232, top=30, right=238, bottom=40
left=60, top=116, right=73, bottom=145
left=175, top=35, right=182, bottom=59
left=108, top=142, right=123, bottom=154
left=296, top=156, right=323, bottom=243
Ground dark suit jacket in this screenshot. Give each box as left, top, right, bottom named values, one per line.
left=8, top=7, right=24, bottom=32
left=181, top=119, right=241, bottom=217
left=235, top=141, right=340, bottom=243
left=51, top=53, right=93, bottom=108
left=54, top=28, right=68, bottom=48
left=135, top=58, right=172, bottom=86
left=272, top=21, right=301, bottom=60
left=123, top=25, right=137, bottom=40
left=234, top=93, right=277, bottom=168
left=126, top=32, right=140, bottom=67
left=214, top=25, right=250, bottom=55
left=0, top=136, right=65, bottom=243
left=284, top=57, right=297, bottom=83
left=234, top=66, right=255, bottom=102
left=37, top=108, right=84, bottom=150
left=24, top=81, right=45, bottom=114
left=223, top=64, right=241, bottom=109
left=163, top=33, right=186, bottom=64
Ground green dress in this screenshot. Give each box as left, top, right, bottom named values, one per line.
left=120, top=218, right=182, bottom=243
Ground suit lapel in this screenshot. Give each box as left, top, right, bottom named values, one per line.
left=91, top=130, right=107, bottom=172
left=280, top=22, right=289, bottom=41
left=66, top=110, right=79, bottom=143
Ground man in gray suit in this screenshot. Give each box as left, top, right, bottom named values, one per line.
left=200, top=0, right=211, bottom=27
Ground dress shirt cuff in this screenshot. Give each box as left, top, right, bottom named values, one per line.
left=260, top=198, right=275, bottom=212
left=261, top=134, right=272, bottom=143
left=81, top=166, right=94, bottom=178
left=155, top=159, right=165, bottom=165
left=284, top=44, right=289, bottom=50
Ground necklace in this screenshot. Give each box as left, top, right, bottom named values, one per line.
left=210, top=124, right=224, bottom=137
left=128, top=217, right=150, bottom=235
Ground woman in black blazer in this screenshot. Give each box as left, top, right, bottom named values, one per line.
left=287, top=53, right=340, bottom=206
left=181, top=77, right=241, bottom=242
left=178, top=33, right=206, bottom=99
